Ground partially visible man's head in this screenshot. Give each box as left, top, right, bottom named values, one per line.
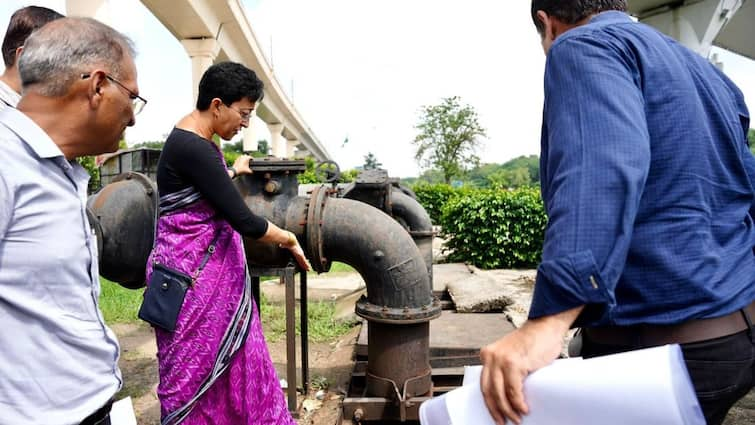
left=530, top=1, right=627, bottom=35
left=18, top=17, right=135, bottom=97
left=18, top=17, right=139, bottom=156
left=2, top=6, right=63, bottom=68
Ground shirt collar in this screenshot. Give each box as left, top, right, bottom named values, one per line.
left=0, top=107, right=65, bottom=159
left=588, top=10, right=633, bottom=26
left=0, top=80, right=21, bottom=107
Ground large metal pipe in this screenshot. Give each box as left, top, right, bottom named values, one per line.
left=390, top=188, right=434, bottom=283
left=89, top=160, right=441, bottom=420
left=241, top=181, right=441, bottom=402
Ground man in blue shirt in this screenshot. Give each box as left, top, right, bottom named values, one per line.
left=480, top=1, right=755, bottom=424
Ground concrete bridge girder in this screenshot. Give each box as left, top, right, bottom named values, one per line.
left=629, top=0, right=752, bottom=60
left=67, top=0, right=330, bottom=161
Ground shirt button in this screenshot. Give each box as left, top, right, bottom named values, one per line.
left=589, top=275, right=599, bottom=289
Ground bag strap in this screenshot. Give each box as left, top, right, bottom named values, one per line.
left=191, top=232, right=221, bottom=283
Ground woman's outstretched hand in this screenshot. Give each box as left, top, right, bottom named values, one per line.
left=280, top=231, right=311, bottom=271
left=233, top=155, right=253, bottom=175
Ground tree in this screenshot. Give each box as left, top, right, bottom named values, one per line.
left=413, top=96, right=486, bottom=184
left=363, top=152, right=382, bottom=170
left=749, top=129, right=754, bottom=155
left=487, top=168, right=531, bottom=189
left=257, top=139, right=269, bottom=155
left=131, top=140, right=165, bottom=150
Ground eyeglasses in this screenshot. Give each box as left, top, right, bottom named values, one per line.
left=223, top=103, right=253, bottom=122
left=81, top=72, right=148, bottom=115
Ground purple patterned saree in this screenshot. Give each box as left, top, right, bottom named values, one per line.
left=146, top=190, right=294, bottom=424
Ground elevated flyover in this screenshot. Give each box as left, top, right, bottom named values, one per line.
left=628, top=0, right=754, bottom=60
left=67, top=0, right=330, bottom=161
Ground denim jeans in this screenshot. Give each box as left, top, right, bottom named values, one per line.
left=580, top=326, right=754, bottom=425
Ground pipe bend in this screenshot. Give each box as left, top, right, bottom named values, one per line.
left=390, top=188, right=432, bottom=233
left=320, top=198, right=434, bottom=311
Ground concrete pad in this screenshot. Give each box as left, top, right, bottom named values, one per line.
left=446, top=272, right=515, bottom=313
left=333, top=288, right=366, bottom=321
left=431, top=263, right=475, bottom=292
left=260, top=273, right=365, bottom=304
left=356, top=311, right=515, bottom=357
left=478, top=269, right=536, bottom=328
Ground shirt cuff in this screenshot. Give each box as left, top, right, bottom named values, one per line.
left=528, top=250, right=611, bottom=323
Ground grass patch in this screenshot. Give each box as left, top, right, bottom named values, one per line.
left=323, top=261, right=355, bottom=273
left=259, top=292, right=359, bottom=343
left=99, top=278, right=143, bottom=324
left=260, top=261, right=357, bottom=283
left=100, top=279, right=359, bottom=344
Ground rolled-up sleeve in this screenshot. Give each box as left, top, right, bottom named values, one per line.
left=529, top=36, right=651, bottom=324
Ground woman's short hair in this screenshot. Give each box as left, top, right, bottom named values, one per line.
left=196, top=62, right=264, bottom=110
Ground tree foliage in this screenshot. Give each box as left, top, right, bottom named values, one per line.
left=749, top=128, right=755, bottom=155
left=78, top=139, right=128, bottom=193
left=298, top=157, right=358, bottom=184
left=413, top=96, right=486, bottom=184
left=363, top=152, right=382, bottom=170
left=131, top=140, right=165, bottom=150
left=411, top=155, right=540, bottom=190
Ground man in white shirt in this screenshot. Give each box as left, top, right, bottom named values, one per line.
left=0, top=17, right=146, bottom=425
left=0, top=6, right=63, bottom=109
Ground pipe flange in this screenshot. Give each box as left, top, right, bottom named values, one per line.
left=355, top=296, right=442, bottom=324
left=306, top=185, right=331, bottom=273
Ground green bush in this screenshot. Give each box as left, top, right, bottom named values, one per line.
left=440, top=187, right=546, bottom=269
left=412, top=183, right=458, bottom=224
left=77, top=156, right=101, bottom=194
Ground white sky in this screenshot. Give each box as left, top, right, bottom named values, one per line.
left=1, top=0, right=754, bottom=178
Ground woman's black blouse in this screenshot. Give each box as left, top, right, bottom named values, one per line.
left=156, top=128, right=268, bottom=238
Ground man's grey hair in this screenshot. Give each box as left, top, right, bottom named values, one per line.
left=18, top=17, right=136, bottom=97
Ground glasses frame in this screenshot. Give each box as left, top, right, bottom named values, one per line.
left=81, top=72, right=147, bottom=115
left=223, top=103, right=254, bottom=122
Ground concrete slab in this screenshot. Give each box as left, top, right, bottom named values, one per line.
left=446, top=272, right=514, bottom=313
left=478, top=269, right=536, bottom=328
left=432, top=263, right=475, bottom=292
left=261, top=262, right=476, bottom=304
left=260, top=273, right=365, bottom=304
left=356, top=311, right=515, bottom=357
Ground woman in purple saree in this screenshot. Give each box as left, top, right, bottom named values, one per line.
left=145, top=62, right=309, bottom=425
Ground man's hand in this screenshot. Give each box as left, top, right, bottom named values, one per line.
left=480, top=306, right=583, bottom=424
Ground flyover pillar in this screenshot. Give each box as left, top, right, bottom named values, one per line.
left=180, top=38, right=220, bottom=106
left=639, top=0, right=743, bottom=57
left=286, top=140, right=301, bottom=158
left=242, top=114, right=259, bottom=152
left=268, top=123, right=286, bottom=158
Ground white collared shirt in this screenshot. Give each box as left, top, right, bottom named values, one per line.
left=0, top=79, right=20, bottom=109
left=0, top=108, right=121, bottom=425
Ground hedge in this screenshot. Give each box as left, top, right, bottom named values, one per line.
left=412, top=183, right=460, bottom=224
left=439, top=187, right=546, bottom=269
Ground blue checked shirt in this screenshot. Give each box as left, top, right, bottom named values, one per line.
left=531, top=11, right=755, bottom=327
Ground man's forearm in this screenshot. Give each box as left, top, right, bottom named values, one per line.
left=524, top=305, right=584, bottom=336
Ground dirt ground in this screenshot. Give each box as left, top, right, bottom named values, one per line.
left=113, top=322, right=753, bottom=425
left=112, top=322, right=358, bottom=425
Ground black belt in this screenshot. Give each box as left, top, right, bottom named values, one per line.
left=79, top=399, right=113, bottom=425
left=584, top=301, right=755, bottom=347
